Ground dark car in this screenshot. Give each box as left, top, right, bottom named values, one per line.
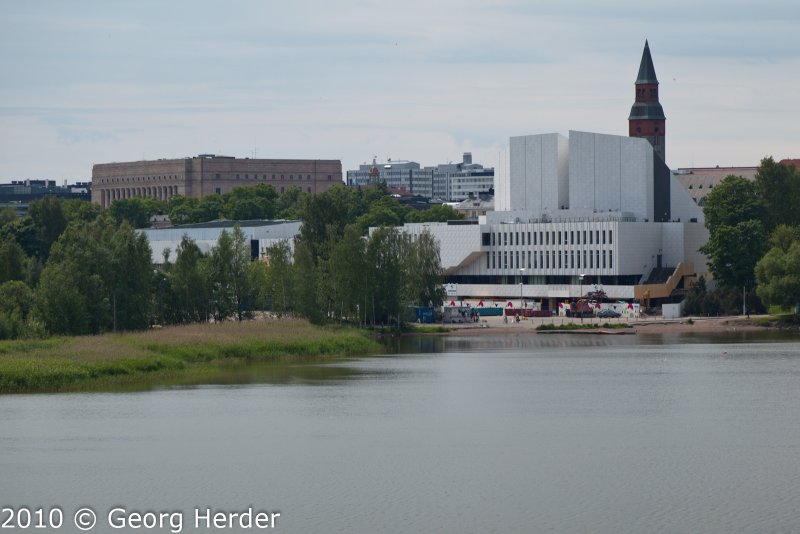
left=597, top=309, right=621, bottom=318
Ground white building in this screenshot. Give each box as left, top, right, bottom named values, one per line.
left=389, top=131, right=708, bottom=311
left=346, top=153, right=494, bottom=202
left=139, top=220, right=301, bottom=265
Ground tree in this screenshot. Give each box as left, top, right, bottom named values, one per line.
left=406, top=204, right=464, bottom=223
left=163, top=235, right=209, bottom=324
left=0, top=280, right=33, bottom=339
left=109, top=197, right=164, bottom=228
left=0, top=237, right=27, bottom=283
left=262, top=241, right=294, bottom=316
left=703, top=175, right=764, bottom=231
left=755, top=225, right=800, bottom=312
left=364, top=227, right=408, bottom=326
left=27, top=197, right=67, bottom=261
left=755, top=157, right=800, bottom=232
left=207, top=226, right=251, bottom=321
left=701, top=176, right=767, bottom=289
left=406, top=230, right=445, bottom=308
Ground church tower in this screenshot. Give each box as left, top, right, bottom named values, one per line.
left=629, top=40, right=666, bottom=162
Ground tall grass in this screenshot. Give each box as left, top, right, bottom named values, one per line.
left=0, top=319, right=382, bottom=394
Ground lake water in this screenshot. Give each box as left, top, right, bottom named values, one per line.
left=2, top=332, right=800, bottom=533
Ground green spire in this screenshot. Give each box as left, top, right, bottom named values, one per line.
left=635, top=40, right=659, bottom=84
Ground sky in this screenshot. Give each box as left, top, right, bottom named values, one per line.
left=1, top=0, right=799, bottom=183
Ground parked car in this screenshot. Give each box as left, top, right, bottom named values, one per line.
left=597, top=309, right=622, bottom=318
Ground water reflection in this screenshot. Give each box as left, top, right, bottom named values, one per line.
left=386, top=330, right=800, bottom=355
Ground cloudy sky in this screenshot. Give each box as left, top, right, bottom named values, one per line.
left=1, top=0, right=798, bottom=183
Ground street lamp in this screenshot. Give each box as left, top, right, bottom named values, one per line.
left=579, top=273, right=585, bottom=323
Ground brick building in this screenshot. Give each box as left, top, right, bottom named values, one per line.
left=91, top=154, right=342, bottom=207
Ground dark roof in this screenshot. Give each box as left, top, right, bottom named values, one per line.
left=174, top=219, right=298, bottom=229
left=628, top=101, right=666, bottom=120
left=635, top=40, right=659, bottom=85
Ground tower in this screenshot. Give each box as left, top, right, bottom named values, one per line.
left=628, top=40, right=666, bottom=162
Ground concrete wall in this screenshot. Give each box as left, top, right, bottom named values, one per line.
left=568, top=131, right=653, bottom=220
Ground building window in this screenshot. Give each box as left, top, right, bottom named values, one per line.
left=558, top=251, right=562, bottom=269
left=571, top=231, right=574, bottom=245
left=583, top=251, right=587, bottom=268
left=281, top=175, right=284, bottom=180
left=527, top=232, right=531, bottom=245
left=281, top=187, right=285, bottom=193
left=307, top=187, right=311, bottom=193
left=571, top=250, right=575, bottom=268
left=504, top=252, right=508, bottom=269
left=558, top=232, right=562, bottom=245
left=589, top=250, right=593, bottom=268
left=603, top=230, right=606, bottom=244
left=583, top=231, right=587, bottom=244
left=328, top=175, right=332, bottom=181
left=236, top=174, right=240, bottom=179
left=609, top=231, right=613, bottom=245
left=528, top=251, right=531, bottom=269
left=215, top=187, right=221, bottom=194
left=609, top=250, right=613, bottom=269
left=487, top=253, right=490, bottom=269
left=515, top=251, right=519, bottom=268
left=603, top=250, right=606, bottom=269
left=215, top=173, right=221, bottom=179
left=272, top=174, right=276, bottom=180
left=307, top=175, right=311, bottom=181
left=245, top=174, right=249, bottom=179
left=596, top=250, right=600, bottom=269
left=589, top=231, right=593, bottom=245
left=504, top=233, right=507, bottom=246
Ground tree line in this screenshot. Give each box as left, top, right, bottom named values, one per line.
left=0, top=184, right=451, bottom=339
left=686, top=157, right=800, bottom=315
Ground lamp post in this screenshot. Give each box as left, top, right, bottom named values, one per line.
left=579, top=273, right=585, bottom=323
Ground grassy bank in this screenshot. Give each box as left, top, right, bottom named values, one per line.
left=0, top=319, right=382, bottom=394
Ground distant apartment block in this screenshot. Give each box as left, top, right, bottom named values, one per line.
left=92, top=154, right=343, bottom=207
left=346, top=153, right=494, bottom=202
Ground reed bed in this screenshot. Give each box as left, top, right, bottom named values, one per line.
left=0, top=318, right=381, bottom=394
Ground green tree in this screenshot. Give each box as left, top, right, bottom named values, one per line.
left=34, top=216, right=152, bottom=334
left=262, top=241, right=295, bottom=316
left=406, top=204, right=464, bottom=223
left=755, top=225, right=800, bottom=312
left=195, top=194, right=226, bottom=222
left=163, top=235, right=209, bottom=323
left=0, top=237, right=27, bottom=283
left=207, top=226, right=251, bottom=321
left=61, top=199, right=103, bottom=226
left=406, top=230, right=446, bottom=308
left=109, top=197, right=164, bottom=228
left=754, top=157, right=800, bottom=232
left=364, top=227, right=408, bottom=326
left=27, top=196, right=67, bottom=261
left=701, top=176, right=767, bottom=289
left=0, top=280, right=33, bottom=339
left=167, top=196, right=200, bottom=225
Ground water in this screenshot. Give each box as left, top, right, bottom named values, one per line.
left=2, top=332, right=800, bottom=533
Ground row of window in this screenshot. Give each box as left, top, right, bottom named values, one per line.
left=101, top=174, right=335, bottom=184
left=487, top=249, right=614, bottom=271
left=101, top=175, right=180, bottom=184
left=484, top=229, right=613, bottom=247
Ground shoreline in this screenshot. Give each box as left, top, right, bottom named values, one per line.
left=0, top=319, right=381, bottom=395
left=435, top=314, right=774, bottom=336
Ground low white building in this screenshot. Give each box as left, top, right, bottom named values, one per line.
left=388, top=131, right=708, bottom=311
left=139, top=220, right=301, bottom=264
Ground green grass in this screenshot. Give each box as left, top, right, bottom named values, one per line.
left=407, top=325, right=453, bottom=334
left=0, top=319, right=382, bottom=394
left=752, top=314, right=800, bottom=328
